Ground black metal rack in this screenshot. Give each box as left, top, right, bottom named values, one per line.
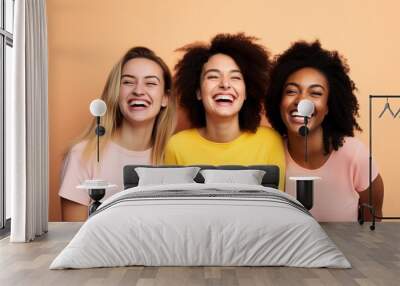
left=359, top=95, right=400, bottom=230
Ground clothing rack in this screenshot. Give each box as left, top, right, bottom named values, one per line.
left=359, top=95, right=400, bottom=230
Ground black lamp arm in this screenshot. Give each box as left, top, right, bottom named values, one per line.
left=94, top=116, right=106, bottom=162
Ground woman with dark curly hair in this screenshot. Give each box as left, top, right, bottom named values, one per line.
left=165, top=33, right=285, bottom=190
left=265, top=40, right=384, bottom=221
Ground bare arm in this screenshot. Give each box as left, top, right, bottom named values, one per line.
left=359, top=174, right=384, bottom=221
left=61, top=198, right=88, bottom=221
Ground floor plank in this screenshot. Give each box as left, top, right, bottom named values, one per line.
left=0, top=222, right=399, bottom=286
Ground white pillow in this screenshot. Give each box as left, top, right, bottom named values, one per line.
left=200, top=169, right=266, bottom=185
left=135, top=167, right=201, bottom=186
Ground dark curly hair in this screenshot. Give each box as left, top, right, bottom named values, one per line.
left=174, top=33, right=271, bottom=132
left=265, top=40, right=361, bottom=154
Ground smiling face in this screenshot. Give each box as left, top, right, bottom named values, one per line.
left=280, top=67, right=329, bottom=135
left=198, top=54, right=246, bottom=122
left=118, top=58, right=168, bottom=125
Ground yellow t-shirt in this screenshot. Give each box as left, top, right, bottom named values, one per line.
left=164, top=126, right=285, bottom=190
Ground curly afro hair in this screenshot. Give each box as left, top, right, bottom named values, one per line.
left=174, top=33, right=271, bottom=132
left=265, top=40, right=361, bottom=154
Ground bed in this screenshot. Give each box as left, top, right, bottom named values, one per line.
left=50, top=165, right=350, bottom=269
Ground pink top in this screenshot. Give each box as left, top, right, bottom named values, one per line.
left=285, top=137, right=378, bottom=222
left=59, top=140, right=151, bottom=206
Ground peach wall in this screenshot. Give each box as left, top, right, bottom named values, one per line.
left=47, top=0, right=400, bottom=220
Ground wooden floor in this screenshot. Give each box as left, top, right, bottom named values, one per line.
left=0, top=222, right=399, bottom=286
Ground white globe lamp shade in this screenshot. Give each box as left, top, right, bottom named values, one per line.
left=90, top=99, right=107, bottom=117
left=298, top=99, right=315, bottom=118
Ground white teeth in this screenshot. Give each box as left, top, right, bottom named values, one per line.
left=291, top=110, right=313, bottom=118
left=128, top=100, right=149, bottom=107
left=214, top=95, right=234, bottom=102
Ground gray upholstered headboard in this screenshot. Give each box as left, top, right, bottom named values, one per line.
left=123, top=165, right=280, bottom=189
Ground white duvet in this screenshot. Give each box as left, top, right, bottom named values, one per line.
left=50, top=183, right=351, bottom=269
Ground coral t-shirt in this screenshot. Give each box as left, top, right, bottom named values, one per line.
left=59, top=140, right=151, bottom=206
left=285, top=137, right=378, bottom=222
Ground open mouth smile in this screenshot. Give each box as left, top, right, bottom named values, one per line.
left=289, top=109, right=314, bottom=124
left=290, top=109, right=314, bottom=118
left=213, top=94, right=236, bottom=105
left=127, top=98, right=151, bottom=109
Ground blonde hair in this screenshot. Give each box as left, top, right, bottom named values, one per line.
left=68, top=47, right=176, bottom=165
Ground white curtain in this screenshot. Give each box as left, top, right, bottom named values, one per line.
left=7, top=0, right=49, bottom=242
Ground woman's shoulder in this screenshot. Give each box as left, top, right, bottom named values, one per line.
left=253, top=126, right=283, bottom=140
left=68, top=140, right=89, bottom=155
left=334, top=137, right=369, bottom=163
left=169, top=128, right=198, bottom=143
left=340, top=137, right=367, bottom=152
left=61, top=140, right=89, bottom=173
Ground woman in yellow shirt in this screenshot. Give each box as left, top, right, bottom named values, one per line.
left=165, top=33, right=285, bottom=190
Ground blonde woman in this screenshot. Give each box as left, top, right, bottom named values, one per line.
left=59, top=47, right=176, bottom=221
